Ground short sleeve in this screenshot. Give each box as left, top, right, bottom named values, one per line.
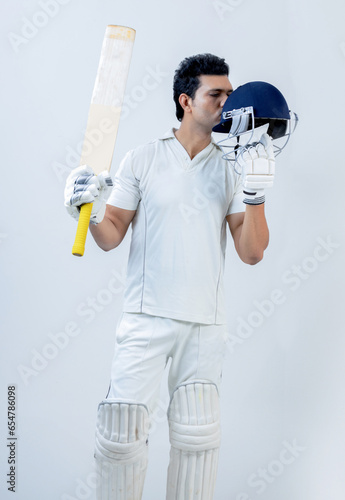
left=107, top=151, right=141, bottom=210
left=226, top=175, right=245, bottom=216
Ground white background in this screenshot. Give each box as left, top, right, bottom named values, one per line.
left=1, top=0, right=345, bottom=499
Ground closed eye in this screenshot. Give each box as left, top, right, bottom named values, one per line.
left=209, top=89, right=233, bottom=98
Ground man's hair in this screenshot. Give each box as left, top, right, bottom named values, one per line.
left=173, top=53, right=229, bottom=121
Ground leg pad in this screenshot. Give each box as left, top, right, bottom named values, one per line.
left=167, top=382, right=221, bottom=500
left=95, top=400, right=149, bottom=500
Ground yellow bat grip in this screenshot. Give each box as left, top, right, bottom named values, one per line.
left=72, top=203, right=93, bottom=257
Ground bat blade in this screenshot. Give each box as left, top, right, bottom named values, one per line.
left=72, top=25, right=135, bottom=257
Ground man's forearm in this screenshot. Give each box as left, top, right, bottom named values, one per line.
left=89, top=216, right=124, bottom=252
left=236, top=204, right=269, bottom=265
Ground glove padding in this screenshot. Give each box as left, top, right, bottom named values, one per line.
left=64, top=165, right=113, bottom=224
left=237, top=133, right=275, bottom=205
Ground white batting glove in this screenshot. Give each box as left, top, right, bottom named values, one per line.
left=237, top=133, right=275, bottom=205
left=64, top=165, right=113, bottom=224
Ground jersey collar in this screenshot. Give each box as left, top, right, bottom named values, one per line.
left=160, top=128, right=219, bottom=146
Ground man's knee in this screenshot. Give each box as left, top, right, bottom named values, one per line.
left=95, top=400, right=149, bottom=463
left=166, top=382, right=221, bottom=499
left=168, top=381, right=221, bottom=451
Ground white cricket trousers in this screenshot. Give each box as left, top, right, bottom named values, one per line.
left=96, top=312, right=227, bottom=500
left=106, top=312, right=227, bottom=409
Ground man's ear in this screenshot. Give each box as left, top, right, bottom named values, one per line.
left=178, top=93, right=192, bottom=115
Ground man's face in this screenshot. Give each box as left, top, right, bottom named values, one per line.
left=189, top=74, right=233, bottom=131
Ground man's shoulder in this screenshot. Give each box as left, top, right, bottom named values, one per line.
left=127, top=129, right=175, bottom=158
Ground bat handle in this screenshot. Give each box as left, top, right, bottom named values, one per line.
left=72, top=203, right=93, bottom=257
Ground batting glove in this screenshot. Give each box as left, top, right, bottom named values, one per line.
left=237, top=133, right=275, bottom=205
left=64, top=165, right=113, bottom=224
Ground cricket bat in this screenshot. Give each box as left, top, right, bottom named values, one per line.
left=72, top=25, right=136, bottom=257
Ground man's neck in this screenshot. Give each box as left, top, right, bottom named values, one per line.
left=174, top=122, right=212, bottom=160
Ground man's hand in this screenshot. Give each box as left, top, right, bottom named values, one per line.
left=64, top=165, right=113, bottom=224
left=237, top=133, right=275, bottom=205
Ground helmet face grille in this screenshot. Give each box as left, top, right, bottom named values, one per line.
left=215, top=109, right=298, bottom=169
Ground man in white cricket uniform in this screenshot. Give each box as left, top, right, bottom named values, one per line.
left=65, top=54, right=271, bottom=499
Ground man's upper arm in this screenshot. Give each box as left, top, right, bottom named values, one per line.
left=104, top=149, right=140, bottom=241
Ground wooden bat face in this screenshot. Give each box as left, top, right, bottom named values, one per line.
left=80, top=25, right=136, bottom=176
left=72, top=25, right=135, bottom=257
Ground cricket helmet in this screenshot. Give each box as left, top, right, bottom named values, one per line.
left=213, top=81, right=298, bottom=161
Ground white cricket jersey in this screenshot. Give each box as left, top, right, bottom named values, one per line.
left=107, top=129, right=244, bottom=325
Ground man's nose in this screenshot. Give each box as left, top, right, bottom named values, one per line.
left=220, top=95, right=228, bottom=107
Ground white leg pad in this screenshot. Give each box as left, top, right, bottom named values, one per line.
left=166, top=382, right=221, bottom=500
left=95, top=400, right=149, bottom=500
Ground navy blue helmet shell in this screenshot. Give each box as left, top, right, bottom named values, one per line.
left=213, top=81, right=292, bottom=139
